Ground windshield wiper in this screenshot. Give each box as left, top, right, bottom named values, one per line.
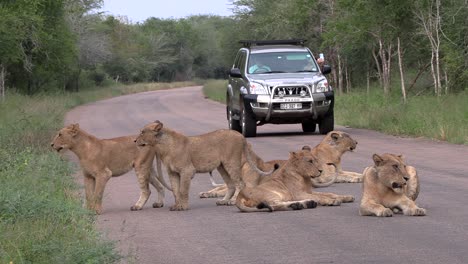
left=295, top=70, right=318, bottom=73
left=263, top=71, right=286, bottom=74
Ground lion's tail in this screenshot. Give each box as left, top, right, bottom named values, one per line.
left=154, top=153, right=173, bottom=191
left=243, top=139, right=275, bottom=176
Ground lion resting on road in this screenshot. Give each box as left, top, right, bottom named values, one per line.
left=359, top=153, right=424, bottom=217
left=135, top=121, right=271, bottom=211
left=199, top=145, right=336, bottom=199
left=311, top=131, right=363, bottom=184
left=235, top=148, right=355, bottom=213
left=51, top=124, right=171, bottom=214
left=199, top=130, right=358, bottom=198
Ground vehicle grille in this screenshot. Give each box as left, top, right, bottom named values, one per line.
left=270, top=86, right=311, bottom=98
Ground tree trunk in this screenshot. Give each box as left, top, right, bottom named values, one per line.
left=0, top=64, right=5, bottom=102
left=397, top=37, right=407, bottom=103
left=372, top=46, right=382, bottom=87
left=337, top=53, right=343, bottom=94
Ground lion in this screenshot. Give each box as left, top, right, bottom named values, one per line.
left=359, top=153, right=424, bottom=217
left=235, top=148, right=355, bottom=213
left=199, top=130, right=359, bottom=199
left=310, top=131, right=363, bottom=184
left=199, top=145, right=336, bottom=199
left=51, top=123, right=172, bottom=214
left=134, top=120, right=271, bottom=211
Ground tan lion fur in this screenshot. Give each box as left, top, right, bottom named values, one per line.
left=235, top=149, right=355, bottom=213
left=199, top=130, right=359, bottom=198
left=359, top=153, right=424, bottom=217
left=311, top=131, right=363, bottom=184
left=51, top=123, right=171, bottom=214
left=135, top=121, right=270, bottom=211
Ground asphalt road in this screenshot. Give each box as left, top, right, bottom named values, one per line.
left=65, top=86, right=468, bottom=264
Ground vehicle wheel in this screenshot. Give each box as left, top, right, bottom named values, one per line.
left=301, top=120, right=316, bottom=133
left=319, top=112, right=334, bottom=134
left=227, top=106, right=241, bottom=132
left=241, top=108, right=257, bottom=137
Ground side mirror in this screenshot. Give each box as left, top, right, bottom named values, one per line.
left=322, top=65, right=331, bottom=75
left=230, top=68, right=242, bottom=78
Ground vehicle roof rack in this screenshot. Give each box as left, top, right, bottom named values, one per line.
left=239, top=39, right=306, bottom=48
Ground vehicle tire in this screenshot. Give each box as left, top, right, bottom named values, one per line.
left=227, top=106, right=241, bottom=132
left=318, top=112, right=334, bottom=135
left=241, top=108, right=257, bottom=137
left=301, top=120, right=316, bottom=133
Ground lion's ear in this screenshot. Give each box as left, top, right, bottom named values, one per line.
left=397, top=154, right=405, bottom=160
left=152, top=121, right=163, bottom=132
left=70, top=123, right=80, bottom=136
left=330, top=132, right=340, bottom=141
left=372, top=154, right=384, bottom=166
left=301, top=145, right=311, bottom=151
left=289, top=151, right=297, bottom=159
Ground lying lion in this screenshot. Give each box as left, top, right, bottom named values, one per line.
left=135, top=120, right=271, bottom=211
left=359, top=153, right=424, bottom=217
left=311, top=131, right=363, bottom=184
left=235, top=148, right=355, bottom=213
left=51, top=123, right=171, bottom=214
left=199, top=145, right=336, bottom=199
left=199, top=130, right=359, bottom=198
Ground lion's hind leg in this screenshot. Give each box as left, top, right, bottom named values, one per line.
left=149, top=166, right=164, bottom=208
left=335, top=171, right=363, bottom=183
left=215, top=165, right=237, bottom=206
left=268, top=199, right=318, bottom=211
left=199, top=184, right=228, bottom=199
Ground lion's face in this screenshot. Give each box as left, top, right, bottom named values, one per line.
left=50, top=124, right=80, bottom=152
left=135, top=121, right=163, bottom=147
left=327, top=131, right=358, bottom=152
left=290, top=149, right=323, bottom=179
left=373, top=153, right=409, bottom=194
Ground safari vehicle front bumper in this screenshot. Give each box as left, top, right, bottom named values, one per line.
left=243, top=85, right=334, bottom=124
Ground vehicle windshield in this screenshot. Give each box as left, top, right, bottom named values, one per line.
left=247, top=51, right=319, bottom=74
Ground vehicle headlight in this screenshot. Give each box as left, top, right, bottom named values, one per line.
left=249, top=82, right=269, bottom=94
left=315, top=80, right=329, bottom=93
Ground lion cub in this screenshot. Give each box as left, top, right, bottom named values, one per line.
left=51, top=124, right=171, bottom=214
left=359, top=153, right=425, bottom=217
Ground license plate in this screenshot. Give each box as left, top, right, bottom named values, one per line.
left=280, top=103, right=302, bottom=110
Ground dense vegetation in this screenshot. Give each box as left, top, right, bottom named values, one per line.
left=1, top=0, right=466, bottom=97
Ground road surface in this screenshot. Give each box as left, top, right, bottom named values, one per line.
left=65, top=86, right=468, bottom=264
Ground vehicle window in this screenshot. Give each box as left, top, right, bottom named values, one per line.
left=238, top=51, right=247, bottom=72
left=247, top=52, right=319, bottom=74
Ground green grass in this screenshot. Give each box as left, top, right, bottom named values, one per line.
left=202, top=79, right=227, bottom=103
left=0, top=81, right=198, bottom=264
left=202, top=79, right=467, bottom=144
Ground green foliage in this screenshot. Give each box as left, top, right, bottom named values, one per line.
left=335, top=89, right=468, bottom=144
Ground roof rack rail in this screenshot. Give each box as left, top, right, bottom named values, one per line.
left=239, top=39, right=307, bottom=48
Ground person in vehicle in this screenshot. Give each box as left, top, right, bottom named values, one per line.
left=248, top=57, right=271, bottom=73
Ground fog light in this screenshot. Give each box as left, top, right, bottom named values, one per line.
left=250, top=102, right=259, bottom=107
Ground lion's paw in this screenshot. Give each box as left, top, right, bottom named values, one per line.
left=152, top=202, right=164, bottom=208
left=407, top=207, right=426, bottom=216
left=130, top=205, right=143, bottom=211
left=215, top=199, right=231, bottom=206
left=169, top=204, right=188, bottom=211
left=289, top=202, right=304, bottom=210
left=377, top=208, right=393, bottom=217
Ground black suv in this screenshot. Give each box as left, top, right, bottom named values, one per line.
left=226, top=39, right=334, bottom=137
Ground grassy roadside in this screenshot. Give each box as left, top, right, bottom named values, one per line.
left=0, top=81, right=198, bottom=263
left=202, top=79, right=467, bottom=144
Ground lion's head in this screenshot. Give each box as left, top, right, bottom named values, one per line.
left=50, top=123, right=80, bottom=152
left=288, top=146, right=323, bottom=179
left=325, top=131, right=358, bottom=152
left=372, top=153, right=409, bottom=194
left=135, top=120, right=163, bottom=147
